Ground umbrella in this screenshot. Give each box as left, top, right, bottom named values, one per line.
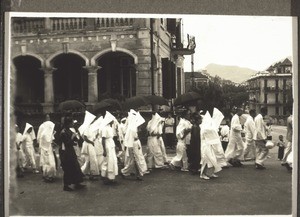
left=143, top=95, right=169, bottom=106
left=58, top=100, right=85, bottom=111
left=122, top=96, right=150, bottom=110
left=174, top=92, right=202, bottom=106
left=102, top=99, right=122, bottom=110
left=93, top=101, right=112, bottom=114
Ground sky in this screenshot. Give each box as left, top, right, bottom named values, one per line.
left=182, top=15, right=294, bottom=72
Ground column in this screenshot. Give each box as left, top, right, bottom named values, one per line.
left=84, top=66, right=100, bottom=103
left=41, top=67, right=56, bottom=113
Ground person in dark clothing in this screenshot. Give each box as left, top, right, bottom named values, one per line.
left=189, top=113, right=202, bottom=174
left=59, top=116, right=85, bottom=191
left=277, top=135, right=285, bottom=161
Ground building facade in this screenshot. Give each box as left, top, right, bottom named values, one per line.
left=11, top=17, right=194, bottom=114
left=184, top=71, right=210, bottom=91
left=247, top=58, right=292, bottom=123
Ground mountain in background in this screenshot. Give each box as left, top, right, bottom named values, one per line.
left=203, top=63, right=258, bottom=83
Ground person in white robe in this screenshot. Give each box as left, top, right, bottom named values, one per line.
left=282, top=108, right=293, bottom=171
left=224, top=108, right=244, bottom=167
left=170, top=111, right=193, bottom=172
left=146, top=113, right=165, bottom=169
left=220, top=121, right=230, bottom=151
left=117, top=117, right=127, bottom=164
left=254, top=107, right=269, bottom=169
left=211, top=108, right=227, bottom=168
left=243, top=110, right=257, bottom=161
left=39, top=121, right=57, bottom=182
left=22, top=123, right=39, bottom=173
left=121, top=110, right=148, bottom=180
left=89, top=116, right=105, bottom=174
left=79, top=111, right=99, bottom=180
left=15, top=125, right=25, bottom=177
left=101, top=111, right=119, bottom=184
left=156, top=114, right=168, bottom=164
left=200, top=111, right=222, bottom=180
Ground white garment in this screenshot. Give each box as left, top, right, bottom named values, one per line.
left=39, top=121, right=56, bottom=178
left=200, top=111, right=223, bottom=176
left=81, top=126, right=100, bottom=176
left=243, top=116, right=256, bottom=160
left=16, top=132, right=26, bottom=168
left=220, top=125, right=230, bottom=142
left=22, top=133, right=37, bottom=169
left=146, top=113, right=165, bottom=168
left=225, top=114, right=244, bottom=160
left=170, top=118, right=192, bottom=169
left=101, top=123, right=118, bottom=180
left=254, top=114, right=267, bottom=140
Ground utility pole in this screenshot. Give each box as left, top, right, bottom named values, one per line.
left=150, top=18, right=155, bottom=96
left=191, top=53, right=195, bottom=88
left=150, top=18, right=155, bottom=111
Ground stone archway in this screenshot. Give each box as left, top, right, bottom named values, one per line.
left=13, top=55, right=44, bottom=104
left=96, top=51, right=136, bottom=99
left=51, top=53, right=88, bottom=103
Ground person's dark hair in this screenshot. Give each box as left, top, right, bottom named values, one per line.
left=63, top=116, right=73, bottom=128
left=191, top=112, right=201, bottom=121
left=260, top=107, right=267, bottom=114
left=249, top=109, right=256, bottom=117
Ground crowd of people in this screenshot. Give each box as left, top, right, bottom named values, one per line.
left=14, top=105, right=293, bottom=191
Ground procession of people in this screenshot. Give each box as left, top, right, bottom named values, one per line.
left=14, top=103, right=293, bottom=191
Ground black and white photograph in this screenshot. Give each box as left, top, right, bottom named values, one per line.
left=4, top=12, right=297, bottom=216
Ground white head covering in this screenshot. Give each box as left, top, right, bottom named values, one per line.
left=102, top=111, right=116, bottom=127
left=124, top=110, right=145, bottom=148
left=148, top=113, right=163, bottom=133
left=78, top=111, right=96, bottom=136
left=176, top=117, right=192, bottom=138
left=212, top=107, right=224, bottom=130
left=201, top=111, right=221, bottom=145
left=23, top=123, right=36, bottom=139
left=89, top=116, right=104, bottom=133
left=40, top=121, right=55, bottom=144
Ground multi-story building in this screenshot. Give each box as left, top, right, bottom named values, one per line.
left=184, top=71, right=210, bottom=91
left=11, top=17, right=194, bottom=115
left=247, top=57, right=292, bottom=123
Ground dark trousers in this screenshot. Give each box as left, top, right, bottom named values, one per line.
left=278, top=146, right=284, bottom=160
left=221, top=141, right=228, bottom=152
left=165, top=133, right=175, bottom=148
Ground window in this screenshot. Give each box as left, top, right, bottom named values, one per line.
left=283, top=93, right=286, bottom=104
left=264, top=79, right=268, bottom=88
left=276, top=107, right=279, bottom=115
left=283, top=107, right=287, bottom=115
left=283, top=79, right=287, bottom=90
left=275, top=93, right=279, bottom=103
left=275, top=80, right=279, bottom=89
left=264, top=93, right=268, bottom=103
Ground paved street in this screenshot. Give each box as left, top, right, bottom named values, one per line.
left=9, top=125, right=292, bottom=216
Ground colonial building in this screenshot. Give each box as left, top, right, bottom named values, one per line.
left=184, top=70, right=210, bottom=91
left=11, top=17, right=194, bottom=114
left=247, top=57, right=293, bottom=123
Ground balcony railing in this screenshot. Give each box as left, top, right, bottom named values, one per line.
left=263, top=86, right=282, bottom=92
left=13, top=18, right=45, bottom=34
left=51, top=18, right=87, bottom=31
left=94, top=18, right=134, bottom=28
left=12, top=18, right=135, bottom=35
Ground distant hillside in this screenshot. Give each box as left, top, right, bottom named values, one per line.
left=204, top=63, right=257, bottom=83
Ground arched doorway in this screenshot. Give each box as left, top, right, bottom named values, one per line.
left=13, top=56, right=44, bottom=103
left=97, top=52, right=136, bottom=99
left=51, top=53, right=88, bottom=103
